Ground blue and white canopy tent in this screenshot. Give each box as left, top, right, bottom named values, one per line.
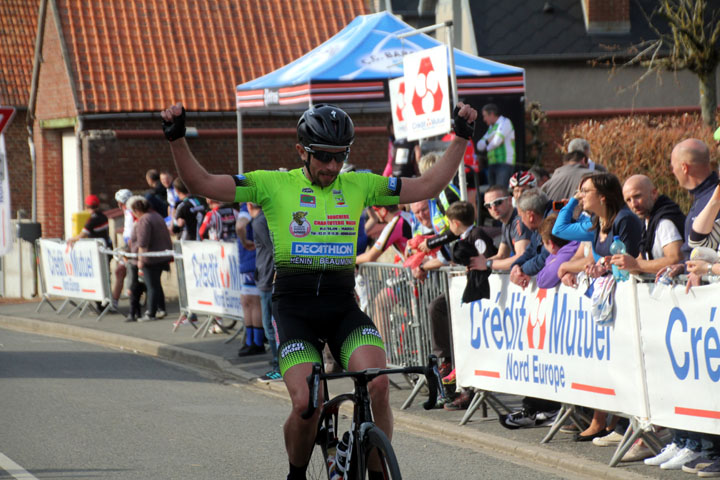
left=236, top=11, right=525, bottom=109
left=234, top=11, right=526, bottom=172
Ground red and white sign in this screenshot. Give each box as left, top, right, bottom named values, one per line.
left=388, top=77, right=408, bottom=140
left=0, top=106, right=15, bottom=256
left=402, top=46, right=450, bottom=141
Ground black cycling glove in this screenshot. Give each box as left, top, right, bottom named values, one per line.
left=452, top=105, right=475, bottom=140
left=162, top=107, right=186, bottom=141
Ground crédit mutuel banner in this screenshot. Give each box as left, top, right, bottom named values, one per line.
left=38, top=239, right=109, bottom=302
left=637, top=282, right=720, bottom=435
left=450, top=274, right=648, bottom=417
left=179, top=241, right=243, bottom=318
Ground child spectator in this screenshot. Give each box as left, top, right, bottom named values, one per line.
left=536, top=215, right=580, bottom=289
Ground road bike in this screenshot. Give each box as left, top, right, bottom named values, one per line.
left=301, top=355, right=443, bottom=479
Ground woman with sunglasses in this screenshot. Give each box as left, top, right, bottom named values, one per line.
left=552, top=172, right=643, bottom=442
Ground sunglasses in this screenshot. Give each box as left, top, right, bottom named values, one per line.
left=304, top=146, right=350, bottom=164
left=484, top=196, right=509, bottom=209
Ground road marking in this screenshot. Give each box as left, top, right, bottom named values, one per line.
left=0, top=453, right=39, bottom=480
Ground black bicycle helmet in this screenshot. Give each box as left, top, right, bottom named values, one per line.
left=297, top=104, right=355, bottom=148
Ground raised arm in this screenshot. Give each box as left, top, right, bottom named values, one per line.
left=398, top=103, right=477, bottom=204
left=162, top=103, right=236, bottom=203
left=692, top=184, right=720, bottom=235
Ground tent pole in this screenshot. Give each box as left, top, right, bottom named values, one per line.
left=446, top=22, right=467, bottom=201
left=237, top=109, right=243, bottom=174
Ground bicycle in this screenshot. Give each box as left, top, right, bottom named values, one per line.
left=301, top=355, right=444, bottom=480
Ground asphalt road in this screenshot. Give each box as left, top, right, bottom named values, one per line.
left=0, top=328, right=577, bottom=480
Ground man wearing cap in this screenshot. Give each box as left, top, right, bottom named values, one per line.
left=67, top=194, right=113, bottom=250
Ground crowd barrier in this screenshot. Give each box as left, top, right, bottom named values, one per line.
left=448, top=273, right=720, bottom=440
left=37, top=238, right=113, bottom=320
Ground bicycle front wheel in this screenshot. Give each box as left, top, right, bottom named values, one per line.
left=356, top=423, right=402, bottom=480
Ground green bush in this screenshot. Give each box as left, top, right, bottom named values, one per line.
left=563, top=114, right=718, bottom=213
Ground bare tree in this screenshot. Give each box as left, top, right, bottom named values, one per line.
left=621, top=0, right=720, bottom=128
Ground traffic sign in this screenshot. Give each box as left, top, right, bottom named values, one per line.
left=0, top=107, right=16, bottom=135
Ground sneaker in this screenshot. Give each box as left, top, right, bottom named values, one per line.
left=443, top=390, right=474, bottom=411
left=682, top=456, right=715, bottom=474
left=559, top=423, right=580, bottom=434
left=620, top=440, right=653, bottom=462
left=698, top=458, right=720, bottom=477
left=500, top=408, right=558, bottom=429
left=592, top=431, right=624, bottom=447
left=660, top=448, right=701, bottom=470
left=438, top=362, right=452, bottom=379
left=138, top=314, right=156, bottom=322
left=110, top=299, right=119, bottom=312
left=238, top=344, right=266, bottom=357
left=156, top=310, right=167, bottom=319
left=124, top=314, right=137, bottom=323
left=645, top=442, right=681, bottom=466
left=257, top=370, right=283, bottom=383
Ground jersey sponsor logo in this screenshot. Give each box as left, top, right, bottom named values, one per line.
left=334, top=193, right=347, bottom=207
left=290, top=211, right=311, bottom=237
left=302, top=187, right=314, bottom=193
left=300, top=194, right=316, bottom=208
left=388, top=177, right=398, bottom=192
left=332, top=189, right=342, bottom=195
left=291, top=242, right=354, bottom=256
left=280, top=341, right=306, bottom=358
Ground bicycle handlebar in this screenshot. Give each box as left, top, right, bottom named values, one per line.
left=300, top=355, right=444, bottom=420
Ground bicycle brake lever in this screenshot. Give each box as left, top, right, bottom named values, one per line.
left=301, top=363, right=322, bottom=420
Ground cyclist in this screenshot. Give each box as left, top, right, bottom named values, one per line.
left=161, top=101, right=477, bottom=480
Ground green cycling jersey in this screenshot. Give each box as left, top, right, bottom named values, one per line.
left=233, top=168, right=401, bottom=276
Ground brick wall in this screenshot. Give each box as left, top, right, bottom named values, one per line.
left=34, top=127, right=64, bottom=237
left=584, top=0, right=630, bottom=22
left=3, top=109, right=32, bottom=218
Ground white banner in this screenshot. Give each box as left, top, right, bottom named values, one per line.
left=450, top=274, right=648, bottom=417
left=388, top=77, right=408, bottom=140
left=38, top=239, right=109, bottom=302
left=0, top=133, right=12, bottom=255
left=402, top=45, right=450, bottom=141
left=179, top=241, right=244, bottom=318
left=638, top=282, right=720, bottom=435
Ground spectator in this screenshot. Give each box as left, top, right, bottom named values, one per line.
left=529, top=166, right=550, bottom=188
left=541, top=150, right=593, bottom=202
left=160, top=170, right=180, bottom=221
left=438, top=201, right=497, bottom=411
left=111, top=188, right=134, bottom=311
left=199, top=199, right=238, bottom=241
left=128, top=195, right=172, bottom=322
left=536, top=215, right=580, bottom=289
left=235, top=203, right=265, bottom=357
left=383, top=120, right=421, bottom=178
left=247, top=202, right=280, bottom=382
left=509, top=188, right=553, bottom=289
left=355, top=204, right=413, bottom=264
left=567, top=138, right=606, bottom=172
left=552, top=172, right=642, bottom=441
left=476, top=103, right=515, bottom=188
left=481, top=185, right=531, bottom=272
left=171, top=178, right=207, bottom=241
left=609, top=175, right=684, bottom=274
left=145, top=168, right=169, bottom=218
left=509, top=170, right=537, bottom=207
left=67, top=194, right=112, bottom=250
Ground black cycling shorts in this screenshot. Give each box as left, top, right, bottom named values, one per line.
left=273, top=292, right=385, bottom=375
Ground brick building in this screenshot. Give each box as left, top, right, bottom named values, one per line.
left=27, top=0, right=390, bottom=239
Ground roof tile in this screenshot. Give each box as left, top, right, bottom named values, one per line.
left=0, top=0, right=40, bottom=106
left=55, top=0, right=368, bottom=113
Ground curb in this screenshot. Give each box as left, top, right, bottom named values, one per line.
left=0, top=314, right=656, bottom=480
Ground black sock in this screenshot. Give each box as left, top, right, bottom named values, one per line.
left=287, top=462, right=308, bottom=480
left=368, top=471, right=385, bottom=480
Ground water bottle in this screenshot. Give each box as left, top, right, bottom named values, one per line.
left=326, top=439, right=342, bottom=480
left=609, top=236, right=629, bottom=282
left=334, top=432, right=351, bottom=477
left=650, top=269, right=673, bottom=300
